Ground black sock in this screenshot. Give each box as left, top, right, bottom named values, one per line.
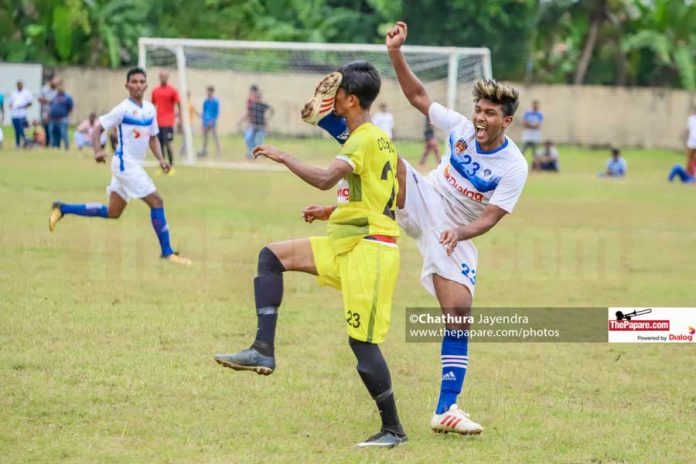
left=349, top=337, right=404, bottom=436
left=251, top=247, right=285, bottom=357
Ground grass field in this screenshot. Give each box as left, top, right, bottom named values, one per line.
left=1, top=135, right=695, bottom=463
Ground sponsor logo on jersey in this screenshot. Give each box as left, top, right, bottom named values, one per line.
left=336, top=179, right=350, bottom=204
left=443, top=165, right=484, bottom=202
left=133, top=128, right=141, bottom=139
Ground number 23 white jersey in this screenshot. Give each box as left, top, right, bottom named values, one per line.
left=427, top=102, right=528, bottom=225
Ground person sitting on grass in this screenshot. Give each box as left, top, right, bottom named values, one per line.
left=668, top=151, right=696, bottom=184
left=599, top=148, right=626, bottom=177
left=532, top=140, right=559, bottom=172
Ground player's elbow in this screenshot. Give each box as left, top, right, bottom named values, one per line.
left=316, top=178, right=335, bottom=191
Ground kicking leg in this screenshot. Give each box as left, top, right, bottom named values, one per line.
left=431, top=274, right=482, bottom=435
left=214, top=238, right=316, bottom=375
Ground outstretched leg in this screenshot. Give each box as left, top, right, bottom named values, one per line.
left=49, top=192, right=126, bottom=232
left=214, top=238, right=316, bottom=374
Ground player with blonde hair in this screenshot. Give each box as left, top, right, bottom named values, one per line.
left=301, top=21, right=528, bottom=435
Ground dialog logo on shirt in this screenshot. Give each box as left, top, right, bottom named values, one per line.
left=455, top=138, right=468, bottom=154
left=133, top=128, right=141, bottom=139
left=336, top=179, right=350, bottom=204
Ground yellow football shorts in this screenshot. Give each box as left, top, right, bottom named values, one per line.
left=310, top=236, right=400, bottom=344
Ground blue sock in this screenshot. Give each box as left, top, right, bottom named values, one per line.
left=436, top=329, right=469, bottom=414
left=150, top=207, right=174, bottom=257
left=60, top=203, right=108, bottom=218
left=317, top=112, right=349, bottom=145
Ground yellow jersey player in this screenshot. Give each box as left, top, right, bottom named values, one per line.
left=214, top=61, right=407, bottom=448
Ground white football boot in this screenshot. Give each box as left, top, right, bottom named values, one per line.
left=300, top=71, right=343, bottom=125
left=431, top=404, right=483, bottom=435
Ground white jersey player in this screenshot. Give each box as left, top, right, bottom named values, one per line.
left=48, top=67, right=191, bottom=265
left=300, top=22, right=527, bottom=436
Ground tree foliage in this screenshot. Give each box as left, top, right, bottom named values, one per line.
left=1, top=0, right=695, bottom=89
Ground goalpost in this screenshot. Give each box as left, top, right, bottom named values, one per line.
left=138, top=38, right=492, bottom=165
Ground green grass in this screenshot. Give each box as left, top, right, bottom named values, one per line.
left=1, top=136, right=695, bottom=463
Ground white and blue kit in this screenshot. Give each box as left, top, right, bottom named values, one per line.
left=99, top=98, right=159, bottom=201
left=397, top=102, right=528, bottom=297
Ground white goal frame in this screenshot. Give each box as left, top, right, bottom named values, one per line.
left=138, top=38, right=492, bottom=165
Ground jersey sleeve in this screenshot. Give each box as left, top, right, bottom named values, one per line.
left=99, top=104, right=125, bottom=131
left=489, top=162, right=528, bottom=213
left=429, top=101, right=467, bottom=133
left=336, top=131, right=364, bottom=174
left=173, top=89, right=181, bottom=104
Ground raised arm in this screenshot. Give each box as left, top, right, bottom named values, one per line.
left=253, top=145, right=352, bottom=190
left=386, top=22, right=432, bottom=116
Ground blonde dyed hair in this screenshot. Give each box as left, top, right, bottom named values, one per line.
left=472, top=79, right=520, bottom=117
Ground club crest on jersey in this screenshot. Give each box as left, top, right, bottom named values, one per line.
left=455, top=138, right=468, bottom=154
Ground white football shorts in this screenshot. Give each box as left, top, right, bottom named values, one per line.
left=106, top=163, right=157, bottom=201
left=396, top=160, right=478, bottom=298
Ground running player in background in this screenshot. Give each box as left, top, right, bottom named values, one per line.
left=48, top=67, right=191, bottom=266
left=214, top=61, right=407, bottom=448
left=302, top=21, right=528, bottom=436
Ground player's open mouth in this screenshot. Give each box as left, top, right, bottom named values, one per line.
left=475, top=124, right=487, bottom=138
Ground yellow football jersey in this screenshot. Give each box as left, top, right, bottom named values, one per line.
left=327, top=122, right=400, bottom=254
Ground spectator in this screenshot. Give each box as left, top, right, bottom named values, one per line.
left=0, top=91, right=4, bottom=148
left=521, top=99, right=543, bottom=159
left=668, top=151, right=696, bottom=184
left=39, top=75, right=58, bottom=146
left=532, top=140, right=560, bottom=172
left=48, top=79, right=74, bottom=150
left=26, top=120, right=46, bottom=148
left=419, top=116, right=440, bottom=167
left=180, top=91, right=200, bottom=156
left=74, top=112, right=106, bottom=149
left=687, top=107, right=696, bottom=159
left=199, top=85, right=220, bottom=158
left=599, top=148, right=627, bottom=177
left=151, top=70, right=181, bottom=169
left=244, top=91, right=273, bottom=159
left=246, top=85, right=259, bottom=120
left=372, top=102, right=395, bottom=139
left=8, top=80, right=34, bottom=148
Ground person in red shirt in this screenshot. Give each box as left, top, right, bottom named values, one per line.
left=151, top=71, right=181, bottom=170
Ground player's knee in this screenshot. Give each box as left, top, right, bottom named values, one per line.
left=258, top=246, right=285, bottom=275
left=442, top=305, right=471, bottom=331
left=108, top=208, right=123, bottom=219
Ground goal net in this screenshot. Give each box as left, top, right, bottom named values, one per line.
left=138, top=38, right=491, bottom=164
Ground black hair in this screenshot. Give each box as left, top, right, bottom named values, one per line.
left=126, top=67, right=146, bottom=82
left=336, top=61, right=380, bottom=110
left=611, top=148, right=620, bottom=156
left=472, top=79, right=520, bottom=117
left=250, top=85, right=259, bottom=92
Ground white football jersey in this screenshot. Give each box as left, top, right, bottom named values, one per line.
left=687, top=114, right=696, bottom=148
left=427, top=102, right=528, bottom=225
left=99, top=98, right=159, bottom=172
